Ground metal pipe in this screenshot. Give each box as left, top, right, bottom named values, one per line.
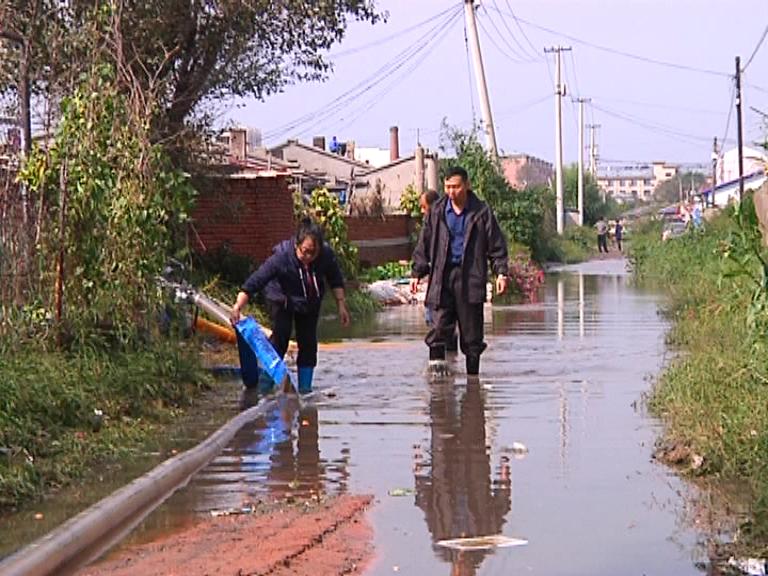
left=0, top=399, right=279, bottom=576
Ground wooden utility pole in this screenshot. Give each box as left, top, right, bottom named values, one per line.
left=464, top=0, right=498, bottom=158
left=735, top=56, right=745, bottom=204
left=546, top=46, right=571, bottom=235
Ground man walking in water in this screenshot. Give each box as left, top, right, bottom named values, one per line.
left=410, top=166, right=509, bottom=376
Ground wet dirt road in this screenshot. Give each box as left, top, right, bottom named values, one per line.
left=74, top=257, right=717, bottom=576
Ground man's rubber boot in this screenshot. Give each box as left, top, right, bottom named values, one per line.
left=428, top=346, right=449, bottom=376
left=466, top=355, right=480, bottom=376
left=298, top=366, right=314, bottom=395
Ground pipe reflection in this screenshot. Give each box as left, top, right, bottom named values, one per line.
left=415, top=379, right=512, bottom=576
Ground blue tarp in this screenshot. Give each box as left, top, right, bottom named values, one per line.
left=235, top=316, right=291, bottom=388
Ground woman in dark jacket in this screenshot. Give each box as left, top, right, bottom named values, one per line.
left=230, top=218, right=350, bottom=393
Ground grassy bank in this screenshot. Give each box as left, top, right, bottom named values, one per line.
left=0, top=284, right=379, bottom=512
left=0, top=341, right=211, bottom=511
left=629, top=207, right=768, bottom=551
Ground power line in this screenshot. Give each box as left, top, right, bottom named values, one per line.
left=500, top=0, right=542, bottom=60
left=489, top=0, right=540, bottom=62
left=488, top=6, right=729, bottom=78
left=477, top=5, right=536, bottom=63
left=721, top=82, right=736, bottom=155
left=330, top=15, right=461, bottom=137
left=329, top=3, right=463, bottom=59
left=590, top=95, right=726, bottom=116
left=742, top=23, right=768, bottom=72
left=262, top=6, right=462, bottom=142
left=593, top=103, right=727, bottom=147
left=477, top=4, right=527, bottom=64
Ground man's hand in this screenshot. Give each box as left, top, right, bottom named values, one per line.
left=496, top=274, right=508, bottom=295
left=338, top=300, right=351, bottom=327
left=410, top=277, right=421, bottom=294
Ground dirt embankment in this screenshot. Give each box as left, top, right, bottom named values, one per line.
left=79, top=495, right=374, bottom=576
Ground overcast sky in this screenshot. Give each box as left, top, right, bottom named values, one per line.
left=225, top=0, right=768, bottom=168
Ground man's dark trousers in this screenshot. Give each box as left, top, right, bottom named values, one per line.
left=425, top=265, right=485, bottom=362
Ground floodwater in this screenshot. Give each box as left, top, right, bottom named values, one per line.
left=4, top=259, right=726, bottom=574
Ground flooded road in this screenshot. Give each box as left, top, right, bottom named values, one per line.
left=93, top=258, right=715, bottom=575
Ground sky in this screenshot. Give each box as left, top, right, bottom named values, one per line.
left=224, top=0, right=768, bottom=170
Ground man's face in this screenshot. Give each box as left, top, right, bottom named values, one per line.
left=444, top=175, right=468, bottom=204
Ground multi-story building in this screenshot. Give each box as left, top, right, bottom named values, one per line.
left=500, top=154, right=553, bottom=190
left=597, top=161, right=678, bottom=202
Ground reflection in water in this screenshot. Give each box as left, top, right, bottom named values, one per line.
left=579, top=272, right=585, bottom=338
left=232, top=396, right=348, bottom=501
left=415, top=378, right=511, bottom=576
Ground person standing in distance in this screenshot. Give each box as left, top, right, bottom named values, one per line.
left=410, top=166, right=509, bottom=376
left=230, top=217, right=350, bottom=394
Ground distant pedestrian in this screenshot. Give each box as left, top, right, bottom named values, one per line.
left=595, top=216, right=609, bottom=253
left=614, top=219, right=624, bottom=252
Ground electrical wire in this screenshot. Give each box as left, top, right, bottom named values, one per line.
left=721, top=81, right=736, bottom=153
left=593, top=103, right=725, bottom=147
left=478, top=4, right=536, bottom=63
left=487, top=6, right=729, bottom=78
left=489, top=0, right=541, bottom=62
left=329, top=14, right=462, bottom=137
left=742, top=23, right=768, bottom=73
left=262, top=5, right=462, bottom=142
left=590, top=95, right=725, bottom=116
left=476, top=8, right=530, bottom=64
left=329, top=3, right=463, bottom=59
left=501, top=0, right=542, bottom=60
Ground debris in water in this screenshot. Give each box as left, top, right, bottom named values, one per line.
left=210, top=506, right=255, bottom=517
left=387, top=488, right=415, bottom=497
left=436, top=535, right=528, bottom=551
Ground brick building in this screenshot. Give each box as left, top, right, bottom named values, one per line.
left=190, top=170, right=295, bottom=265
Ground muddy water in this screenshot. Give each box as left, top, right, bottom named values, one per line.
left=4, top=258, right=719, bottom=574
left=89, top=257, right=715, bottom=575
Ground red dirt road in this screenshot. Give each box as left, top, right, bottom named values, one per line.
left=79, top=495, right=375, bottom=576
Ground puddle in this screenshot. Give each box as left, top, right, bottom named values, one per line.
left=2, top=259, right=737, bottom=574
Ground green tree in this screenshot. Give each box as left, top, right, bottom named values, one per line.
left=16, top=43, right=195, bottom=347
left=0, top=0, right=382, bottom=143
left=439, top=123, right=545, bottom=249
left=563, top=164, right=618, bottom=225
left=653, top=172, right=707, bottom=204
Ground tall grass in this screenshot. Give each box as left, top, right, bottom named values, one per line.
left=630, top=209, right=768, bottom=549
left=0, top=342, right=211, bottom=509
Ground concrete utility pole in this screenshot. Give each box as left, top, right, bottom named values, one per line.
left=464, top=0, right=498, bottom=158
left=575, top=98, right=590, bottom=227
left=587, top=123, right=601, bottom=199
left=545, top=46, right=571, bottom=235
left=735, top=56, right=745, bottom=204
left=711, top=137, right=718, bottom=208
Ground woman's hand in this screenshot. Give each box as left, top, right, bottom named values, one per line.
left=229, top=305, right=242, bottom=326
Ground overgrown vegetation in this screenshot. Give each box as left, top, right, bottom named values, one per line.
left=630, top=200, right=768, bottom=551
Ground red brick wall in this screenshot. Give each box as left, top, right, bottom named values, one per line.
left=345, top=214, right=416, bottom=267
left=190, top=176, right=295, bottom=264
